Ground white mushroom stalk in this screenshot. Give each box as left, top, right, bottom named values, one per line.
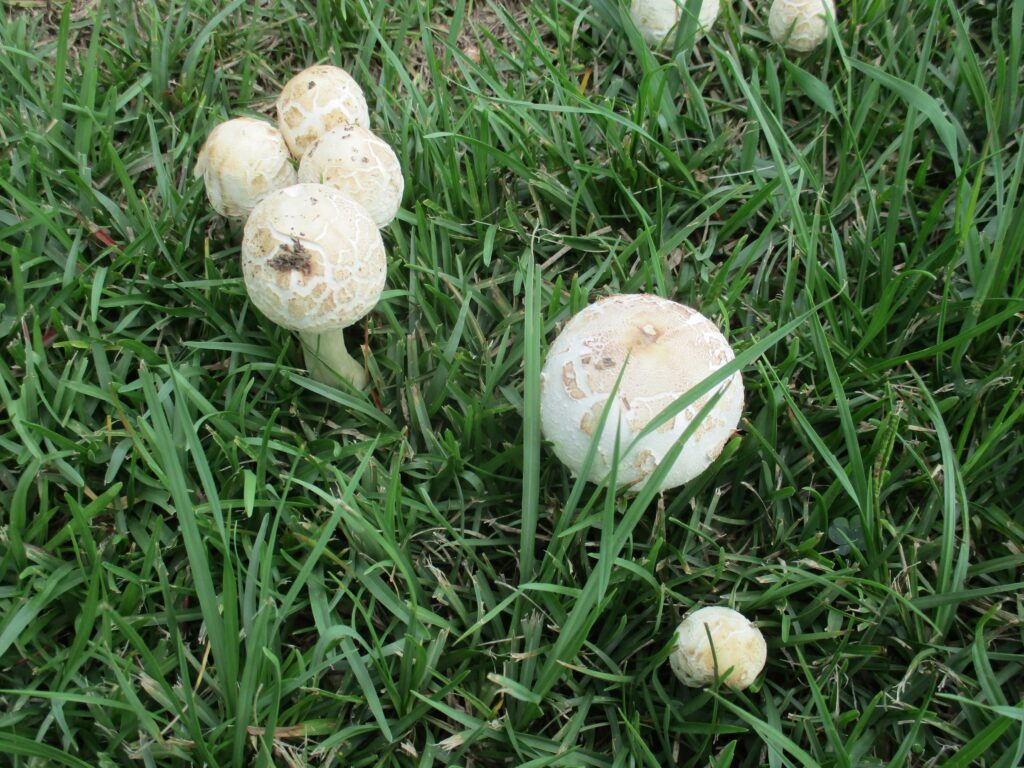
left=539, top=294, right=743, bottom=493
left=276, top=65, right=371, bottom=160
left=629, top=0, right=722, bottom=46
left=768, top=0, right=835, bottom=52
left=670, top=607, right=767, bottom=690
left=241, top=183, right=386, bottom=390
left=193, top=117, right=296, bottom=218
left=298, top=124, right=404, bottom=228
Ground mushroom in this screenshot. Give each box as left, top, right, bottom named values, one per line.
left=629, top=0, right=721, bottom=46
left=297, top=125, right=404, bottom=228
left=241, top=183, right=386, bottom=389
left=768, top=0, right=835, bottom=52
left=276, top=65, right=371, bottom=160
left=193, top=117, right=297, bottom=218
left=669, top=607, right=767, bottom=690
left=539, top=294, right=743, bottom=492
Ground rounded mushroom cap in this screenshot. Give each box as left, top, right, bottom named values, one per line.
left=670, top=607, right=767, bottom=690
left=768, top=0, right=835, bottom=52
left=193, top=117, right=297, bottom=218
left=298, top=125, right=404, bottom=228
left=539, top=294, right=743, bottom=492
left=241, top=184, right=386, bottom=334
left=276, top=65, right=371, bottom=159
left=629, top=0, right=721, bottom=45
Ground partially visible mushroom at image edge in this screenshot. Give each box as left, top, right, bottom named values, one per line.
left=539, top=294, right=743, bottom=493
left=768, top=0, right=835, bottom=52
left=241, top=183, right=386, bottom=390
left=629, top=0, right=722, bottom=46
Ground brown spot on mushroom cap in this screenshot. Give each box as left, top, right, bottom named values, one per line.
left=579, top=401, right=604, bottom=436
left=564, top=296, right=729, bottom=409
left=562, top=361, right=586, bottom=400
left=240, top=183, right=386, bottom=333
left=267, top=239, right=312, bottom=275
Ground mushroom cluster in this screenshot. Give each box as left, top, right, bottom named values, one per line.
left=629, top=0, right=837, bottom=53
left=195, top=64, right=404, bottom=390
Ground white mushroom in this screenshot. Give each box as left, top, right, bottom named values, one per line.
left=241, top=183, right=386, bottom=389
left=276, top=65, right=371, bottom=160
left=768, top=0, right=835, bottom=52
left=193, top=117, right=297, bottom=218
left=298, top=125, right=404, bottom=228
left=669, top=607, right=767, bottom=690
left=629, top=0, right=721, bottom=46
left=539, top=294, right=743, bottom=492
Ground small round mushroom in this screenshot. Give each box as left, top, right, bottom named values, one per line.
left=193, top=117, right=297, bottom=218
left=768, top=0, right=835, bottom=52
left=276, top=65, right=371, bottom=160
left=669, top=607, right=767, bottom=690
left=297, top=125, right=404, bottom=228
left=539, top=294, right=743, bottom=492
left=241, top=183, right=386, bottom=390
left=629, top=0, right=721, bottom=46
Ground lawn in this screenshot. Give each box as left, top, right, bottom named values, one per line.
left=1, top=0, right=1023, bottom=766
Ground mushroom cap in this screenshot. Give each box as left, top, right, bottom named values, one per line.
left=629, top=0, right=721, bottom=45
left=276, top=65, right=371, bottom=159
left=193, top=117, right=297, bottom=218
left=539, top=294, right=743, bottom=492
left=669, top=607, right=767, bottom=690
left=240, top=184, right=386, bottom=334
left=768, top=0, right=835, bottom=52
left=298, top=125, right=404, bottom=228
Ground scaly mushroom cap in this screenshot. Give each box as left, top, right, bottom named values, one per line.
left=276, top=65, right=371, bottom=159
left=539, top=294, right=743, bottom=492
left=193, top=117, right=297, bottom=218
left=768, top=0, right=835, bottom=52
left=298, top=125, right=405, bottom=228
left=629, top=0, right=721, bottom=45
left=241, top=184, right=386, bottom=333
left=670, top=607, right=767, bottom=690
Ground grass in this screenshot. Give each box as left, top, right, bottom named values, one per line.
left=1, top=0, right=1022, bottom=765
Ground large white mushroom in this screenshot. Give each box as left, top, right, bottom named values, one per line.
left=768, top=0, right=835, bottom=52
left=241, top=183, right=386, bottom=389
left=629, top=0, right=722, bottom=46
left=539, top=294, right=743, bottom=492
left=193, top=117, right=297, bottom=218
left=298, top=125, right=404, bottom=228
left=276, top=65, right=371, bottom=160
left=669, top=607, right=767, bottom=690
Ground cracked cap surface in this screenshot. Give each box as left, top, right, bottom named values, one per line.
left=241, top=183, right=386, bottom=333
left=539, top=294, right=743, bottom=492
left=298, top=124, right=404, bottom=228
left=276, top=65, right=371, bottom=159
left=193, top=117, right=297, bottom=218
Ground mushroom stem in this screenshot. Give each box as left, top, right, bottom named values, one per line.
left=299, top=329, right=368, bottom=390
